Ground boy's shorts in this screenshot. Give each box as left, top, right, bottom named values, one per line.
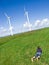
left=35, top=52, right=41, bottom=58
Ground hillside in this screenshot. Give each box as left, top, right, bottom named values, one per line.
left=0, top=27, right=49, bottom=65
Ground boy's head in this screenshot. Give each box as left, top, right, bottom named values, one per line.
left=37, top=46, right=40, bottom=49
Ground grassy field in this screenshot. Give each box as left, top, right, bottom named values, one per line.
left=0, top=27, right=49, bottom=65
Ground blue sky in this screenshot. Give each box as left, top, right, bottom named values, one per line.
left=0, top=0, right=49, bottom=37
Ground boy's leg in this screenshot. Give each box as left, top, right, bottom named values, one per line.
left=36, top=56, right=40, bottom=61
left=38, top=56, right=40, bottom=59
left=31, top=56, right=35, bottom=62
left=31, top=57, right=33, bottom=62
left=31, top=53, right=38, bottom=62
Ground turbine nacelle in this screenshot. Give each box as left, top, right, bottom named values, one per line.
left=25, top=11, right=28, bottom=16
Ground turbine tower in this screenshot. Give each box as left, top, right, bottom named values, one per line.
left=24, top=7, right=32, bottom=31
left=4, top=13, right=13, bottom=36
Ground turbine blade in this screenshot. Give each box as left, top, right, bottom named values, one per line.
left=4, top=13, right=9, bottom=18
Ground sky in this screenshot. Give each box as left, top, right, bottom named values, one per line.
left=0, top=0, right=49, bottom=37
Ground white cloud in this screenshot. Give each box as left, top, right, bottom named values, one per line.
left=34, top=20, right=40, bottom=27
left=23, top=21, right=32, bottom=31
left=0, top=27, right=4, bottom=30
left=0, top=26, right=14, bottom=37
left=43, top=18, right=48, bottom=22
left=40, top=18, right=49, bottom=26
left=23, top=21, right=32, bottom=27
left=2, top=29, right=7, bottom=32
left=23, top=18, right=49, bottom=32
left=0, top=17, right=49, bottom=37
left=0, top=27, right=11, bottom=37
left=33, top=18, right=49, bottom=29
left=0, top=27, right=7, bottom=33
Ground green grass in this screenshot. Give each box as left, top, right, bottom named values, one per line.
left=0, top=27, right=49, bottom=65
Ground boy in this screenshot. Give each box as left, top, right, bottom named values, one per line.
left=31, top=46, right=42, bottom=62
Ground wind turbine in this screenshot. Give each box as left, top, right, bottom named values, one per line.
left=4, top=13, right=13, bottom=36
left=24, top=7, right=32, bottom=31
